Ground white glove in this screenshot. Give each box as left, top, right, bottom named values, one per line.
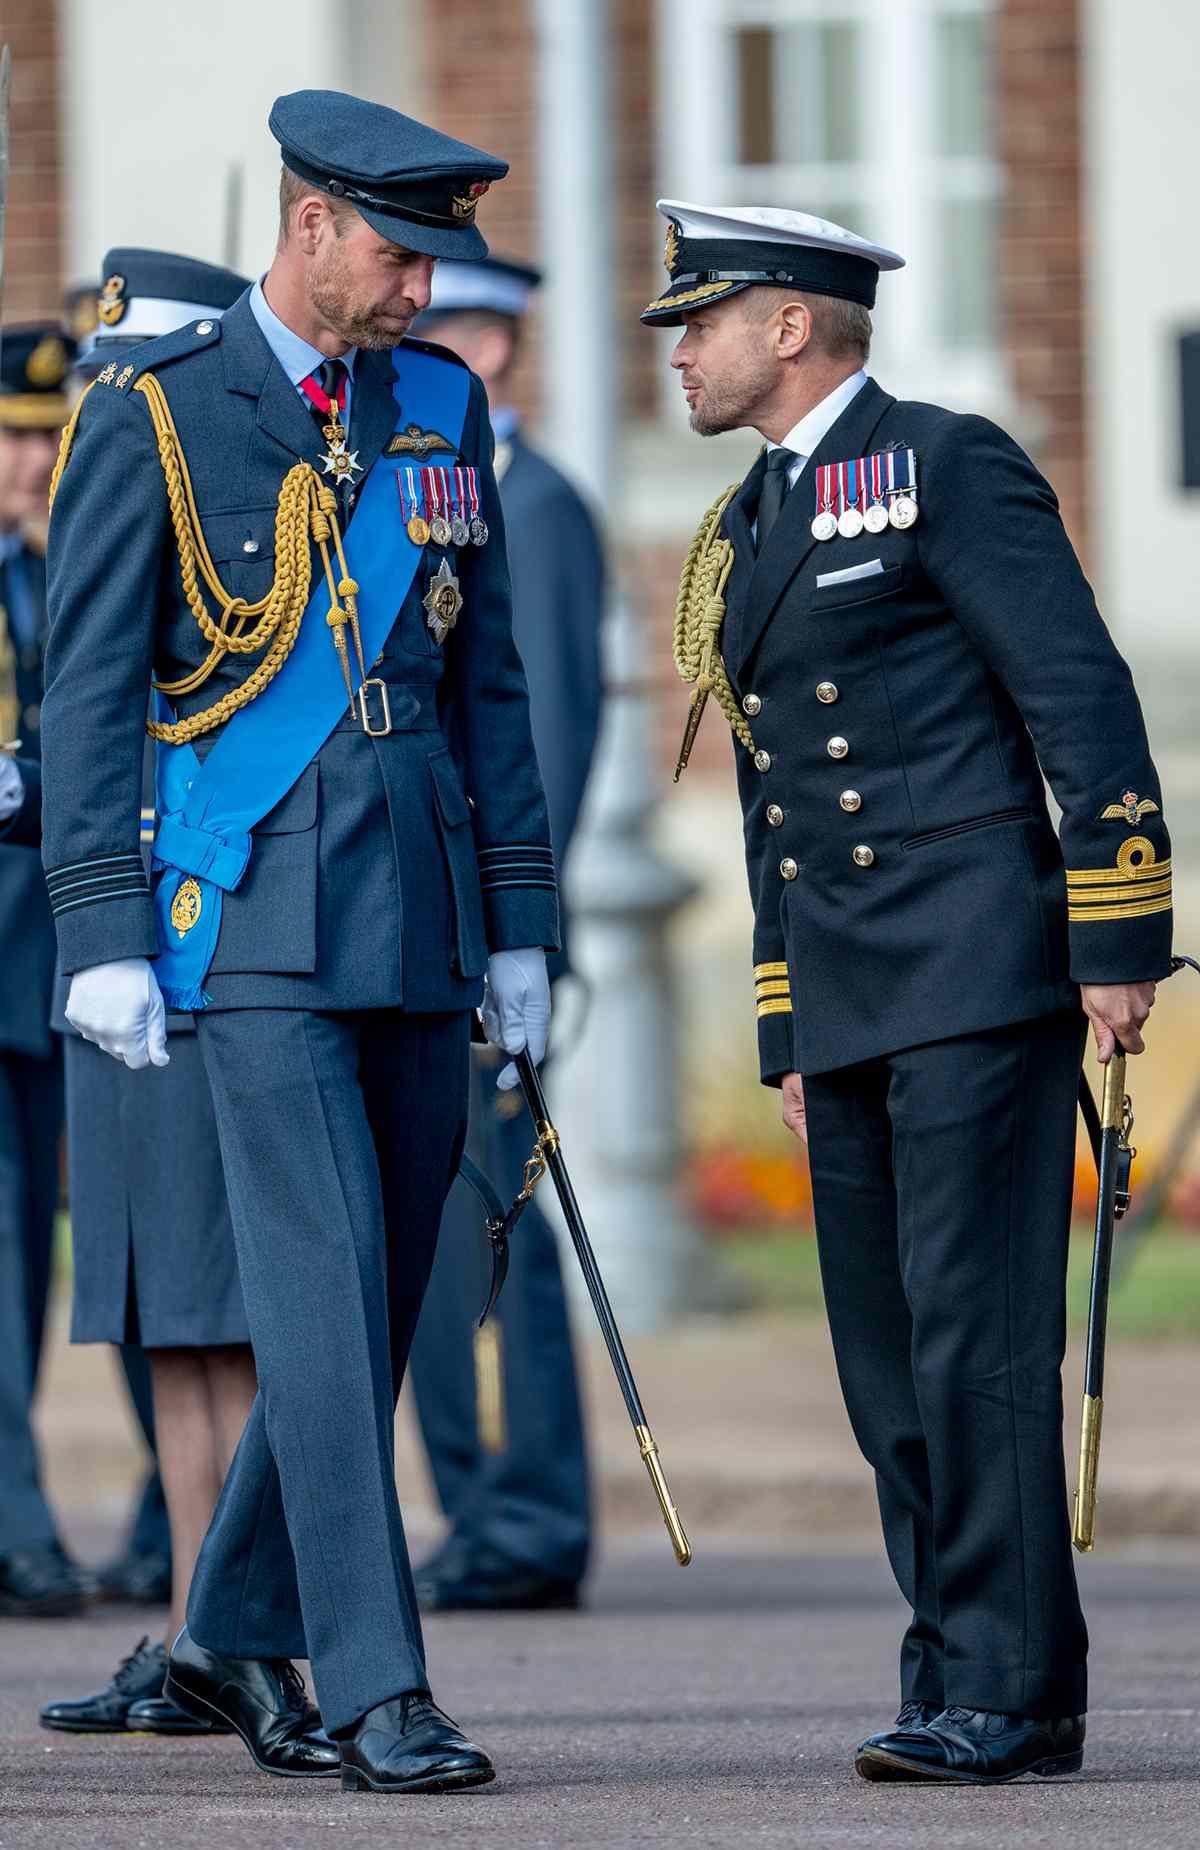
left=65, top=958, right=170, bottom=1070
left=481, top=946, right=551, bottom=1090
left=0, top=756, right=22, bottom=824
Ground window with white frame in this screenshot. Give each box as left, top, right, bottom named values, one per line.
left=656, top=0, right=1005, bottom=409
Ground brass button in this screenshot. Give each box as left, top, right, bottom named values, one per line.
left=826, top=736, right=849, bottom=760
left=754, top=749, right=772, bottom=773
left=816, top=681, right=839, bottom=704
left=742, top=693, right=762, bottom=717
left=780, top=858, right=798, bottom=881
left=852, top=845, right=876, bottom=868
left=766, top=804, right=784, bottom=827
left=839, top=789, right=862, bottom=813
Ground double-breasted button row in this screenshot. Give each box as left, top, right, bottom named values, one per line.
left=827, top=736, right=849, bottom=760
left=780, top=858, right=798, bottom=881
left=816, top=682, right=838, bottom=704
left=766, top=804, right=784, bottom=827
left=743, top=693, right=762, bottom=717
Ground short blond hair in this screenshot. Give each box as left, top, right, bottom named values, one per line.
left=744, top=285, right=872, bottom=362
left=277, top=166, right=359, bottom=244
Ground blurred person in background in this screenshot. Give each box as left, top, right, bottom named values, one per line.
left=37, top=253, right=256, bottom=1739
left=0, top=324, right=91, bottom=1618
left=409, top=256, right=602, bottom=1614
left=647, top=200, right=1170, bottom=1786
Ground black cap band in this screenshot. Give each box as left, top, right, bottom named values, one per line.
left=283, top=153, right=468, bottom=233
left=671, top=235, right=879, bottom=309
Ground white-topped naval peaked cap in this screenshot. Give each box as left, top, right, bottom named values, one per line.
left=642, top=199, right=905, bottom=326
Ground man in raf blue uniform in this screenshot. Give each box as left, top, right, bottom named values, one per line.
left=648, top=201, right=1172, bottom=1786
left=408, top=256, right=602, bottom=1612
left=0, top=324, right=95, bottom=1618
left=41, top=92, right=558, bottom=1795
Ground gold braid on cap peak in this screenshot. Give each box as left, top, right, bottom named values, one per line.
left=49, top=371, right=365, bottom=746
left=672, top=480, right=752, bottom=776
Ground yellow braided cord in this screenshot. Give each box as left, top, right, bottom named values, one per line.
left=673, top=482, right=754, bottom=754
left=47, top=379, right=98, bottom=514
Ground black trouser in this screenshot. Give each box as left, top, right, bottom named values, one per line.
left=803, top=1010, right=1088, bottom=1718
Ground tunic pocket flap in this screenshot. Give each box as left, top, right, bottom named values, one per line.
left=255, top=763, right=318, bottom=835
left=200, top=507, right=278, bottom=565
left=811, top=561, right=904, bottom=609
left=428, top=749, right=473, bottom=827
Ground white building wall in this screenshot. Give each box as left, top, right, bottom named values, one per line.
left=61, top=1, right=422, bottom=284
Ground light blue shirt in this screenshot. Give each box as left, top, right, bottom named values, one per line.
left=249, top=279, right=359, bottom=425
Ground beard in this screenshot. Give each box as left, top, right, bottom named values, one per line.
left=308, top=242, right=411, bottom=351
left=687, top=345, right=778, bottom=436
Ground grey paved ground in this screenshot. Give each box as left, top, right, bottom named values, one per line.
left=1, top=1537, right=1196, bottom=1850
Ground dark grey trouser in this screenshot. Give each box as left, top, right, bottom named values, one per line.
left=803, top=1009, right=1089, bottom=1719
left=187, top=1007, right=469, bottom=1736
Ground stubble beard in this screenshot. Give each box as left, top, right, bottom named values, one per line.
left=688, top=350, right=777, bottom=438
left=308, top=245, right=409, bottom=352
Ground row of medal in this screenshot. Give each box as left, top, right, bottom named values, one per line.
left=397, top=465, right=489, bottom=550
left=812, top=449, right=919, bottom=541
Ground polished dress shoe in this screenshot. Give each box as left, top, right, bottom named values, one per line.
left=126, top=1693, right=233, bottom=1735
left=40, top=1636, right=166, bottom=1733
left=856, top=1700, right=940, bottom=1754
left=163, top=1627, right=339, bottom=1777
left=339, top=1691, right=495, bottom=1794
left=94, top=1548, right=172, bottom=1607
left=0, top=1543, right=91, bottom=1618
left=415, top=1539, right=580, bottom=1614
left=855, top=1705, right=1086, bottom=1784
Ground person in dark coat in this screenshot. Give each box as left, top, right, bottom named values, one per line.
left=41, top=93, right=558, bottom=1793
left=35, top=253, right=256, bottom=1740
left=408, top=257, right=603, bottom=1611
left=0, top=324, right=92, bottom=1617
left=646, top=199, right=1170, bottom=1786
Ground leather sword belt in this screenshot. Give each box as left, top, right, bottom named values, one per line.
left=330, top=676, right=442, bottom=737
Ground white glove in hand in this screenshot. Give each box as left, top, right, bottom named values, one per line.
left=0, top=756, right=22, bottom=824
left=65, top=958, right=170, bottom=1070
left=481, top=946, right=551, bottom=1090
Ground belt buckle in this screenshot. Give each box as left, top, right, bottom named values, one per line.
left=358, top=678, right=393, bottom=738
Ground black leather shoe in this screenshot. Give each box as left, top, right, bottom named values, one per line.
left=0, top=1543, right=91, bottom=1618
left=855, top=1705, right=1086, bottom=1784
left=415, top=1540, right=580, bottom=1614
left=125, top=1693, right=234, bottom=1735
left=856, top=1700, right=940, bottom=1754
left=163, top=1627, right=339, bottom=1777
left=40, top=1637, right=166, bottom=1733
left=94, top=1549, right=172, bottom=1607
left=339, top=1691, right=495, bottom=1794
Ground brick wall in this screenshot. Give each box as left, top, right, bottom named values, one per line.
left=996, top=0, right=1087, bottom=555
left=0, top=0, right=63, bottom=322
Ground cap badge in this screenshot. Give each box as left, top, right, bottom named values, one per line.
left=451, top=179, right=491, bottom=223
left=1100, top=790, right=1160, bottom=827
left=664, top=218, right=681, bottom=275
left=97, top=273, right=128, bottom=327
left=25, top=335, right=67, bottom=388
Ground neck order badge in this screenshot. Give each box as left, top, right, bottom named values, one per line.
left=151, top=345, right=470, bottom=1010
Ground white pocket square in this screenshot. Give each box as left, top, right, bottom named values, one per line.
left=815, top=558, right=884, bottom=589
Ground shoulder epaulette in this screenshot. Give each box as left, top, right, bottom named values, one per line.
left=93, top=318, right=224, bottom=396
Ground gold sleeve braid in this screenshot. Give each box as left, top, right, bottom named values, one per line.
left=672, top=480, right=755, bottom=778
left=48, top=371, right=364, bottom=746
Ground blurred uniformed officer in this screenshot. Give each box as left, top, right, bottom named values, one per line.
left=41, top=92, right=558, bottom=1793
left=647, top=201, right=1172, bottom=1786
left=41, top=252, right=255, bottom=1741
left=0, top=324, right=91, bottom=1617
left=409, top=256, right=602, bottom=1612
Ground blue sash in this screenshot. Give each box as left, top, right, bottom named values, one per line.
left=151, top=345, right=470, bottom=1009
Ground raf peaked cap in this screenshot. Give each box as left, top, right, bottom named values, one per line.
left=82, top=249, right=250, bottom=375
left=270, top=89, right=507, bottom=261
left=0, top=323, right=75, bottom=428
left=417, top=254, right=542, bottom=328
left=641, top=200, right=905, bottom=326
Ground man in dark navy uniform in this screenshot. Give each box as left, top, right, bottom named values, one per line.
left=0, top=324, right=93, bottom=1617
left=41, top=93, right=558, bottom=1794
left=647, top=200, right=1171, bottom=1786
left=409, top=256, right=602, bottom=1612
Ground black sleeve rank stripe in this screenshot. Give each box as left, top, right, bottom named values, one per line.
left=46, top=851, right=147, bottom=886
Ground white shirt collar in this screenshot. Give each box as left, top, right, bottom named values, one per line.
left=249, top=278, right=358, bottom=390
left=767, top=369, right=869, bottom=478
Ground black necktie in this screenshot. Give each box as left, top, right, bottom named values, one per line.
left=308, top=358, right=347, bottom=434
left=755, top=447, right=795, bottom=551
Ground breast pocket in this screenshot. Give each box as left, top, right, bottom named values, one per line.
left=198, top=507, right=279, bottom=606
left=428, top=748, right=487, bottom=978
left=206, top=764, right=320, bottom=975
left=391, top=549, right=460, bottom=661
left=810, top=561, right=905, bottom=612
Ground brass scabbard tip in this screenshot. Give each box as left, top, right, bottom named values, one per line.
left=1072, top=1393, right=1103, bottom=1553
left=636, top=1423, right=693, bottom=1566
